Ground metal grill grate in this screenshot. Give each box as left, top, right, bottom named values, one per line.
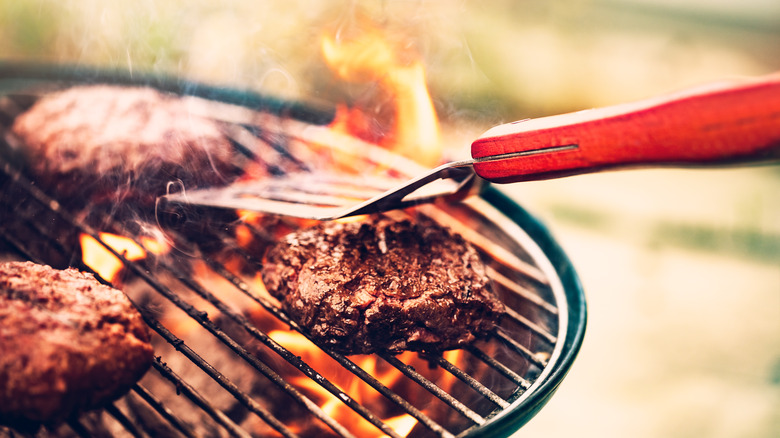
left=0, top=75, right=581, bottom=438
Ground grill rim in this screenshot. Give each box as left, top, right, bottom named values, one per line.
left=0, top=60, right=336, bottom=125
left=462, top=188, right=587, bottom=437
left=0, top=62, right=587, bottom=436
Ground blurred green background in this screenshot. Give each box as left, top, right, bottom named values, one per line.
left=1, top=1, right=778, bottom=437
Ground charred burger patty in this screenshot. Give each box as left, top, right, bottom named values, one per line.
left=9, top=85, right=241, bottom=207
left=262, top=217, right=504, bottom=354
left=0, top=262, right=154, bottom=428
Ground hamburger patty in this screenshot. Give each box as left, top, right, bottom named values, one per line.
left=9, top=85, right=241, bottom=207
left=262, top=216, right=504, bottom=354
left=0, top=262, right=154, bottom=428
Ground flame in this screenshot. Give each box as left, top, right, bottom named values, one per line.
left=269, top=329, right=466, bottom=437
left=268, top=330, right=415, bottom=436
left=383, top=414, right=418, bottom=438
left=321, top=23, right=442, bottom=166
left=234, top=19, right=465, bottom=438
left=80, top=232, right=170, bottom=282
left=234, top=223, right=255, bottom=249
left=139, top=235, right=170, bottom=256
left=80, top=233, right=147, bottom=282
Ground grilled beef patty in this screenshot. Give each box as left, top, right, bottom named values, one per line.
left=262, top=216, right=504, bottom=354
left=9, top=85, right=241, bottom=208
left=0, top=262, right=154, bottom=428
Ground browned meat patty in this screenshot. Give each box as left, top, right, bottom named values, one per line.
left=9, top=85, right=241, bottom=207
left=262, top=216, right=504, bottom=354
left=0, top=262, right=154, bottom=428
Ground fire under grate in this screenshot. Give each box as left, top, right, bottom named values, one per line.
left=0, top=69, right=585, bottom=438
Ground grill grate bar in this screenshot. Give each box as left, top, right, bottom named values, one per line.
left=0, top=229, right=44, bottom=265
left=13, top=213, right=72, bottom=263
left=65, top=419, right=92, bottom=438
left=105, top=403, right=143, bottom=438
left=413, top=206, right=549, bottom=286
left=240, top=218, right=280, bottom=247
left=159, top=254, right=404, bottom=438
left=464, top=345, right=531, bottom=390
left=379, top=353, right=486, bottom=426
left=203, top=248, right=456, bottom=438
left=233, top=123, right=313, bottom=173
left=1, top=227, right=198, bottom=435
left=0, top=196, right=157, bottom=437
left=112, top=256, right=345, bottom=438
left=394, top=208, right=561, bottom=343
left=226, top=215, right=545, bottom=435
left=0, top=145, right=543, bottom=438
left=0, top=83, right=570, bottom=438
left=488, top=267, right=558, bottom=315
left=1, top=182, right=198, bottom=438
left=223, top=125, right=288, bottom=176
left=126, top=297, right=293, bottom=438
left=0, top=164, right=295, bottom=438
left=503, top=306, right=557, bottom=344
left=317, top=353, right=456, bottom=438
left=424, top=354, right=510, bottom=409
left=150, top=359, right=253, bottom=438
left=493, top=330, right=547, bottom=369
left=0, top=194, right=73, bottom=268
left=131, top=384, right=197, bottom=438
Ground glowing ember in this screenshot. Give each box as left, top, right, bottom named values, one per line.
left=139, top=235, right=170, bottom=256
left=233, top=223, right=255, bottom=249
left=321, top=23, right=442, bottom=166
left=79, top=232, right=170, bottom=282
left=267, top=329, right=461, bottom=437
left=80, top=232, right=147, bottom=282
left=383, top=414, right=418, bottom=438
left=233, top=18, right=470, bottom=438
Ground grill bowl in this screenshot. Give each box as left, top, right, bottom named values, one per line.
left=466, top=188, right=586, bottom=436
left=0, top=63, right=586, bottom=437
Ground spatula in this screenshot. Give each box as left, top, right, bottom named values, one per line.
left=161, top=73, right=780, bottom=220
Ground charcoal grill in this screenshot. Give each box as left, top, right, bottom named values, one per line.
left=0, top=63, right=586, bottom=438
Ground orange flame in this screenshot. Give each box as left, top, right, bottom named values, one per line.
left=80, top=233, right=146, bottom=282
left=79, top=232, right=169, bottom=282
left=321, top=23, right=442, bottom=166
left=233, top=19, right=464, bottom=438
left=383, top=414, right=418, bottom=438
left=139, top=235, right=169, bottom=256
left=268, top=329, right=420, bottom=437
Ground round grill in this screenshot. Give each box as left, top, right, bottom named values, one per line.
left=0, top=64, right=586, bottom=438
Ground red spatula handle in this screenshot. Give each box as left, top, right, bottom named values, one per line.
left=471, top=73, right=780, bottom=183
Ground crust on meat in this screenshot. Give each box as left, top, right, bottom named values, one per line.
left=0, top=262, right=154, bottom=427
left=262, top=216, right=504, bottom=354
left=9, top=85, right=240, bottom=206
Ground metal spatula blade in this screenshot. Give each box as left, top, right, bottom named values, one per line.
left=162, top=73, right=780, bottom=220
left=160, top=159, right=481, bottom=220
